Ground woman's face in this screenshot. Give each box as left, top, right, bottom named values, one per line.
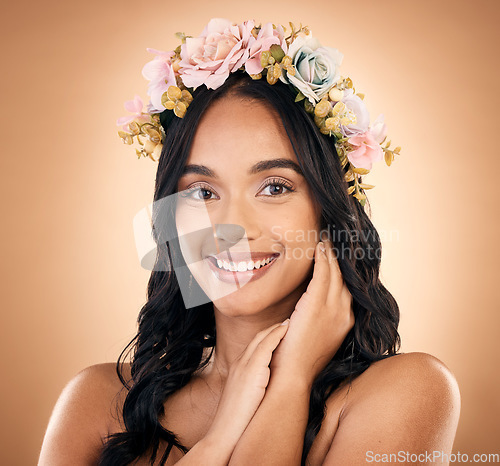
left=175, top=94, right=322, bottom=317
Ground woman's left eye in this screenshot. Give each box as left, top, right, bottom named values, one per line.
left=259, top=179, right=295, bottom=197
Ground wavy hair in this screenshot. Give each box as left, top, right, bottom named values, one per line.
left=98, top=72, right=401, bottom=465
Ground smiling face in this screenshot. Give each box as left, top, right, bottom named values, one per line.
left=175, top=93, right=322, bottom=318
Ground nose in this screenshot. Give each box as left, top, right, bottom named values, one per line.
left=213, top=224, right=245, bottom=244
left=213, top=196, right=262, bottom=245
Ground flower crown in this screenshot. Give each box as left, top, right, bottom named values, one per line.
left=117, top=18, right=401, bottom=206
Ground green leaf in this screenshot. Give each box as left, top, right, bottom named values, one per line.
left=270, top=44, right=285, bottom=63
left=295, top=92, right=306, bottom=102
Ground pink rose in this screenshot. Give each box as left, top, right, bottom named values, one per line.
left=142, top=48, right=177, bottom=113
left=244, top=22, right=287, bottom=75
left=178, top=18, right=255, bottom=90
left=347, top=115, right=387, bottom=170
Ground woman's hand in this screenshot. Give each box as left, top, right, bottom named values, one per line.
left=270, top=235, right=355, bottom=386
left=204, top=320, right=290, bottom=449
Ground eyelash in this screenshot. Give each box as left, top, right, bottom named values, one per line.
left=181, top=177, right=295, bottom=201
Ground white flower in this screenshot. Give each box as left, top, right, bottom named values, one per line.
left=340, top=88, right=370, bottom=137
left=281, top=33, right=343, bottom=104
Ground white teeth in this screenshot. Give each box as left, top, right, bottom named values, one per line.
left=237, top=262, right=247, bottom=272
left=213, top=256, right=276, bottom=271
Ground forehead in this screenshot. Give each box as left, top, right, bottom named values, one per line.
left=186, top=96, right=298, bottom=169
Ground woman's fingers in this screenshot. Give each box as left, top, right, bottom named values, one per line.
left=238, top=321, right=288, bottom=366
left=322, top=235, right=355, bottom=330
left=245, top=323, right=289, bottom=378
left=299, top=241, right=330, bottom=307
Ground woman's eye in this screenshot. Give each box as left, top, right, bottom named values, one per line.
left=181, top=178, right=294, bottom=201
left=259, top=179, right=295, bottom=197
left=182, top=185, right=216, bottom=201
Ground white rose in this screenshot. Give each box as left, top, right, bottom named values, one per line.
left=281, top=33, right=343, bottom=104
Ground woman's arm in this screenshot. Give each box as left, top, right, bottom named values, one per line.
left=229, top=239, right=354, bottom=465
left=227, top=370, right=311, bottom=466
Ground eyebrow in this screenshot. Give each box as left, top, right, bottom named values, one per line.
left=180, top=158, right=304, bottom=179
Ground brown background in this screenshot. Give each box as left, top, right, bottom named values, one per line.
left=1, top=0, right=499, bottom=463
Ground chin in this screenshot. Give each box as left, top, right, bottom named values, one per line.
left=211, top=288, right=274, bottom=317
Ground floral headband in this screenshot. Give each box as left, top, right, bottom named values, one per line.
left=117, top=18, right=401, bottom=206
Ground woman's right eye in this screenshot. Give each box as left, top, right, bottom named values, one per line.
left=181, top=184, right=217, bottom=201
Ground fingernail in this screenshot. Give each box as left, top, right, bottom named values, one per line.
left=281, top=318, right=290, bottom=326
left=318, top=242, right=326, bottom=254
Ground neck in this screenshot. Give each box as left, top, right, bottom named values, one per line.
left=198, top=280, right=308, bottom=388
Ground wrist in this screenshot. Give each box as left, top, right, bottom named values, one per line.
left=195, top=432, right=236, bottom=465
left=269, top=368, right=313, bottom=395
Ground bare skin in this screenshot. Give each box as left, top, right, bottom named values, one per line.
left=39, top=96, right=461, bottom=465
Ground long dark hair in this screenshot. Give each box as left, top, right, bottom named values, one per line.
left=99, top=72, right=401, bottom=465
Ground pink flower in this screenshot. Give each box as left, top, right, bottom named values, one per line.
left=116, top=95, right=149, bottom=130
left=347, top=116, right=387, bottom=170
left=245, top=22, right=287, bottom=75
left=142, top=48, right=177, bottom=112
left=178, top=18, right=256, bottom=90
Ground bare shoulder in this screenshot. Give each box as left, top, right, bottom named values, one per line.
left=322, top=352, right=461, bottom=465
left=38, top=362, right=131, bottom=465
left=355, top=351, right=460, bottom=399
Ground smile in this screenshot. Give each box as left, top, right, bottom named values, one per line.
left=206, top=253, right=279, bottom=284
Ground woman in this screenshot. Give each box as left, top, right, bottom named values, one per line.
left=39, top=19, right=460, bottom=465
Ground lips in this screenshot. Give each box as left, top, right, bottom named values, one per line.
left=207, top=251, right=280, bottom=263
left=205, top=251, right=280, bottom=284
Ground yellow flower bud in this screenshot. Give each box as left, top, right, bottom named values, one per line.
left=143, top=126, right=161, bottom=143
left=261, top=51, right=271, bottom=68
left=181, top=90, right=193, bottom=104
left=128, top=121, right=141, bottom=136
left=273, top=64, right=282, bottom=79
left=285, top=64, right=296, bottom=76
left=281, top=55, right=292, bottom=68
left=167, top=86, right=182, bottom=101
left=314, top=99, right=331, bottom=118
left=325, top=117, right=340, bottom=131
left=266, top=66, right=278, bottom=85
left=163, top=101, right=176, bottom=110
left=331, top=101, right=346, bottom=116
left=174, top=101, right=187, bottom=118
left=328, top=87, right=344, bottom=102
left=118, top=131, right=133, bottom=145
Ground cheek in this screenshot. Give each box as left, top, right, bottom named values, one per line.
left=270, top=200, right=321, bottom=260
